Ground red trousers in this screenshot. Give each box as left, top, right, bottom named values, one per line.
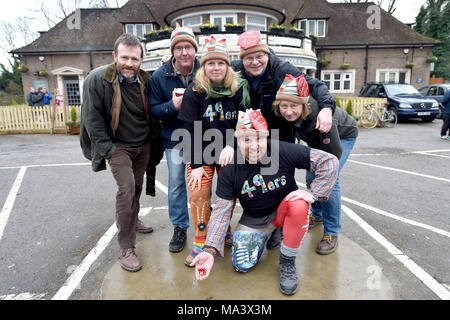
left=271, top=196, right=310, bottom=249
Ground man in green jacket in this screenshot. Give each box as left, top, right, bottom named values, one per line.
left=80, top=33, right=155, bottom=272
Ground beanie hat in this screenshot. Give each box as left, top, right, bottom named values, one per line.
left=234, top=109, right=269, bottom=138
left=170, top=23, right=198, bottom=53
left=237, top=30, right=270, bottom=59
left=200, top=36, right=229, bottom=66
left=275, top=74, right=309, bottom=104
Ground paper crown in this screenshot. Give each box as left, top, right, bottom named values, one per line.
left=201, top=36, right=229, bottom=66
left=234, top=109, right=269, bottom=138
left=276, top=74, right=309, bottom=104
left=170, top=23, right=198, bottom=53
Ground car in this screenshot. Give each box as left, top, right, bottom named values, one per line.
left=418, top=84, right=450, bottom=119
left=359, top=82, right=440, bottom=122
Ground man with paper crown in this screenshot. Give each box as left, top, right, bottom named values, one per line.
left=189, top=108, right=339, bottom=295
left=148, top=23, right=200, bottom=254
left=231, top=30, right=336, bottom=138
left=273, top=73, right=358, bottom=255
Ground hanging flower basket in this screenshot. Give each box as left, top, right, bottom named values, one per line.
left=426, top=55, right=438, bottom=63
left=405, top=61, right=414, bottom=69
left=340, top=62, right=350, bottom=69
left=321, top=57, right=331, bottom=67
left=18, top=65, right=29, bottom=73
left=38, top=69, right=48, bottom=77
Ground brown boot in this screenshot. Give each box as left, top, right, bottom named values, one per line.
left=120, top=248, right=142, bottom=272
left=316, top=235, right=338, bottom=255
left=136, top=219, right=153, bottom=233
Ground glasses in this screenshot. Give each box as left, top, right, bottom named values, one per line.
left=173, top=45, right=195, bottom=53
left=243, top=53, right=268, bottom=64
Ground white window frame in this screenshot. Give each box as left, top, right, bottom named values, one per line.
left=182, top=15, right=203, bottom=32
left=321, top=69, right=355, bottom=93
left=246, top=13, right=267, bottom=31
left=125, top=23, right=154, bottom=38
left=210, top=13, right=238, bottom=31
left=376, top=69, right=410, bottom=84
left=298, top=19, right=326, bottom=37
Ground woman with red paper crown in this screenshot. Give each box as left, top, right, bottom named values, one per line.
left=273, top=74, right=358, bottom=255
left=178, top=36, right=251, bottom=266
left=190, top=109, right=339, bottom=295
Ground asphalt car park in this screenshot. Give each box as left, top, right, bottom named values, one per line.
left=0, top=119, right=449, bottom=300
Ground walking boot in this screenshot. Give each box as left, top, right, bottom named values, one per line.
left=169, top=226, right=187, bottom=253
left=119, top=248, right=142, bottom=272
left=136, top=219, right=154, bottom=233
left=279, top=253, right=298, bottom=295
left=308, top=214, right=323, bottom=229
left=316, top=234, right=338, bottom=255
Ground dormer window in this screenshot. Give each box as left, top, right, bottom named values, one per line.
left=298, top=19, right=326, bottom=37
left=125, top=23, right=154, bottom=39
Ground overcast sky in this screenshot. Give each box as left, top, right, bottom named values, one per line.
left=0, top=0, right=428, bottom=68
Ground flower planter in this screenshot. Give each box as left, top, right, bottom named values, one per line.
left=426, top=56, right=438, bottom=63
left=321, top=61, right=330, bottom=67
left=289, top=30, right=304, bottom=37
left=38, top=70, right=48, bottom=77
left=269, top=28, right=285, bottom=35
left=200, top=27, right=219, bottom=34
left=340, top=64, right=350, bottom=69
left=225, top=26, right=244, bottom=33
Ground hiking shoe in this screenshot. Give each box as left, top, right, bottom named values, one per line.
left=441, top=135, right=447, bottom=140
left=185, top=247, right=202, bottom=267
left=266, top=228, right=283, bottom=250
left=316, top=234, right=338, bottom=255
left=169, top=226, right=187, bottom=253
left=119, top=248, right=142, bottom=272
left=279, top=254, right=298, bottom=295
left=308, top=214, right=323, bottom=229
left=136, top=219, right=154, bottom=233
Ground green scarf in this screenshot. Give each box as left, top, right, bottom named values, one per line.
left=206, top=78, right=251, bottom=107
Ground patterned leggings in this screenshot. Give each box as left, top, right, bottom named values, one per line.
left=187, top=164, right=233, bottom=258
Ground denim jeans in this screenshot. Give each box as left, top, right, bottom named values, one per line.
left=165, top=148, right=190, bottom=230
left=306, top=137, right=356, bottom=236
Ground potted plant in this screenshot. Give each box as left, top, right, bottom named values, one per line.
left=200, top=21, right=219, bottom=33
left=38, top=69, right=48, bottom=77
left=18, top=65, right=28, bottom=73
left=405, top=61, right=414, bottom=68
left=288, top=25, right=304, bottom=36
left=66, top=107, right=80, bottom=135
left=320, top=56, right=331, bottom=67
left=426, top=55, right=438, bottom=63
left=145, top=30, right=158, bottom=40
left=340, top=59, right=350, bottom=69
left=158, top=25, right=173, bottom=37
left=224, top=23, right=244, bottom=33
left=269, top=23, right=285, bottom=34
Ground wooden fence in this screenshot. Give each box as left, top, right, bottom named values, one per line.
left=334, top=96, right=387, bottom=118
left=0, top=105, right=81, bottom=135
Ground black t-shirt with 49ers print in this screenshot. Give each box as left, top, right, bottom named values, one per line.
left=216, top=140, right=312, bottom=218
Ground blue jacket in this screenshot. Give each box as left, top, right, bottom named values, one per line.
left=43, top=92, right=52, bottom=105
left=148, top=57, right=200, bottom=149
left=442, top=89, right=450, bottom=115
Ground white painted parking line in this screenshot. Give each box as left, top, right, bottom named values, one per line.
left=342, top=205, right=450, bottom=300
left=0, top=292, right=45, bottom=300
left=347, top=159, right=450, bottom=183
left=155, top=179, right=168, bottom=195
left=52, top=207, right=153, bottom=300
left=0, top=167, right=27, bottom=242
left=350, top=149, right=450, bottom=158
left=0, top=163, right=90, bottom=170
left=296, top=182, right=449, bottom=238
left=412, top=151, right=450, bottom=159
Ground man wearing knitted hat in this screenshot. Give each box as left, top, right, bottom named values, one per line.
left=190, top=109, right=339, bottom=295
left=149, top=24, right=200, bottom=253
left=273, top=74, right=358, bottom=255
left=231, top=30, right=337, bottom=249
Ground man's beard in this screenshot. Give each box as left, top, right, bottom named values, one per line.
left=118, top=65, right=138, bottom=82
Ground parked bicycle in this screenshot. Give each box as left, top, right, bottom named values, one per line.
left=360, top=104, right=397, bottom=128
